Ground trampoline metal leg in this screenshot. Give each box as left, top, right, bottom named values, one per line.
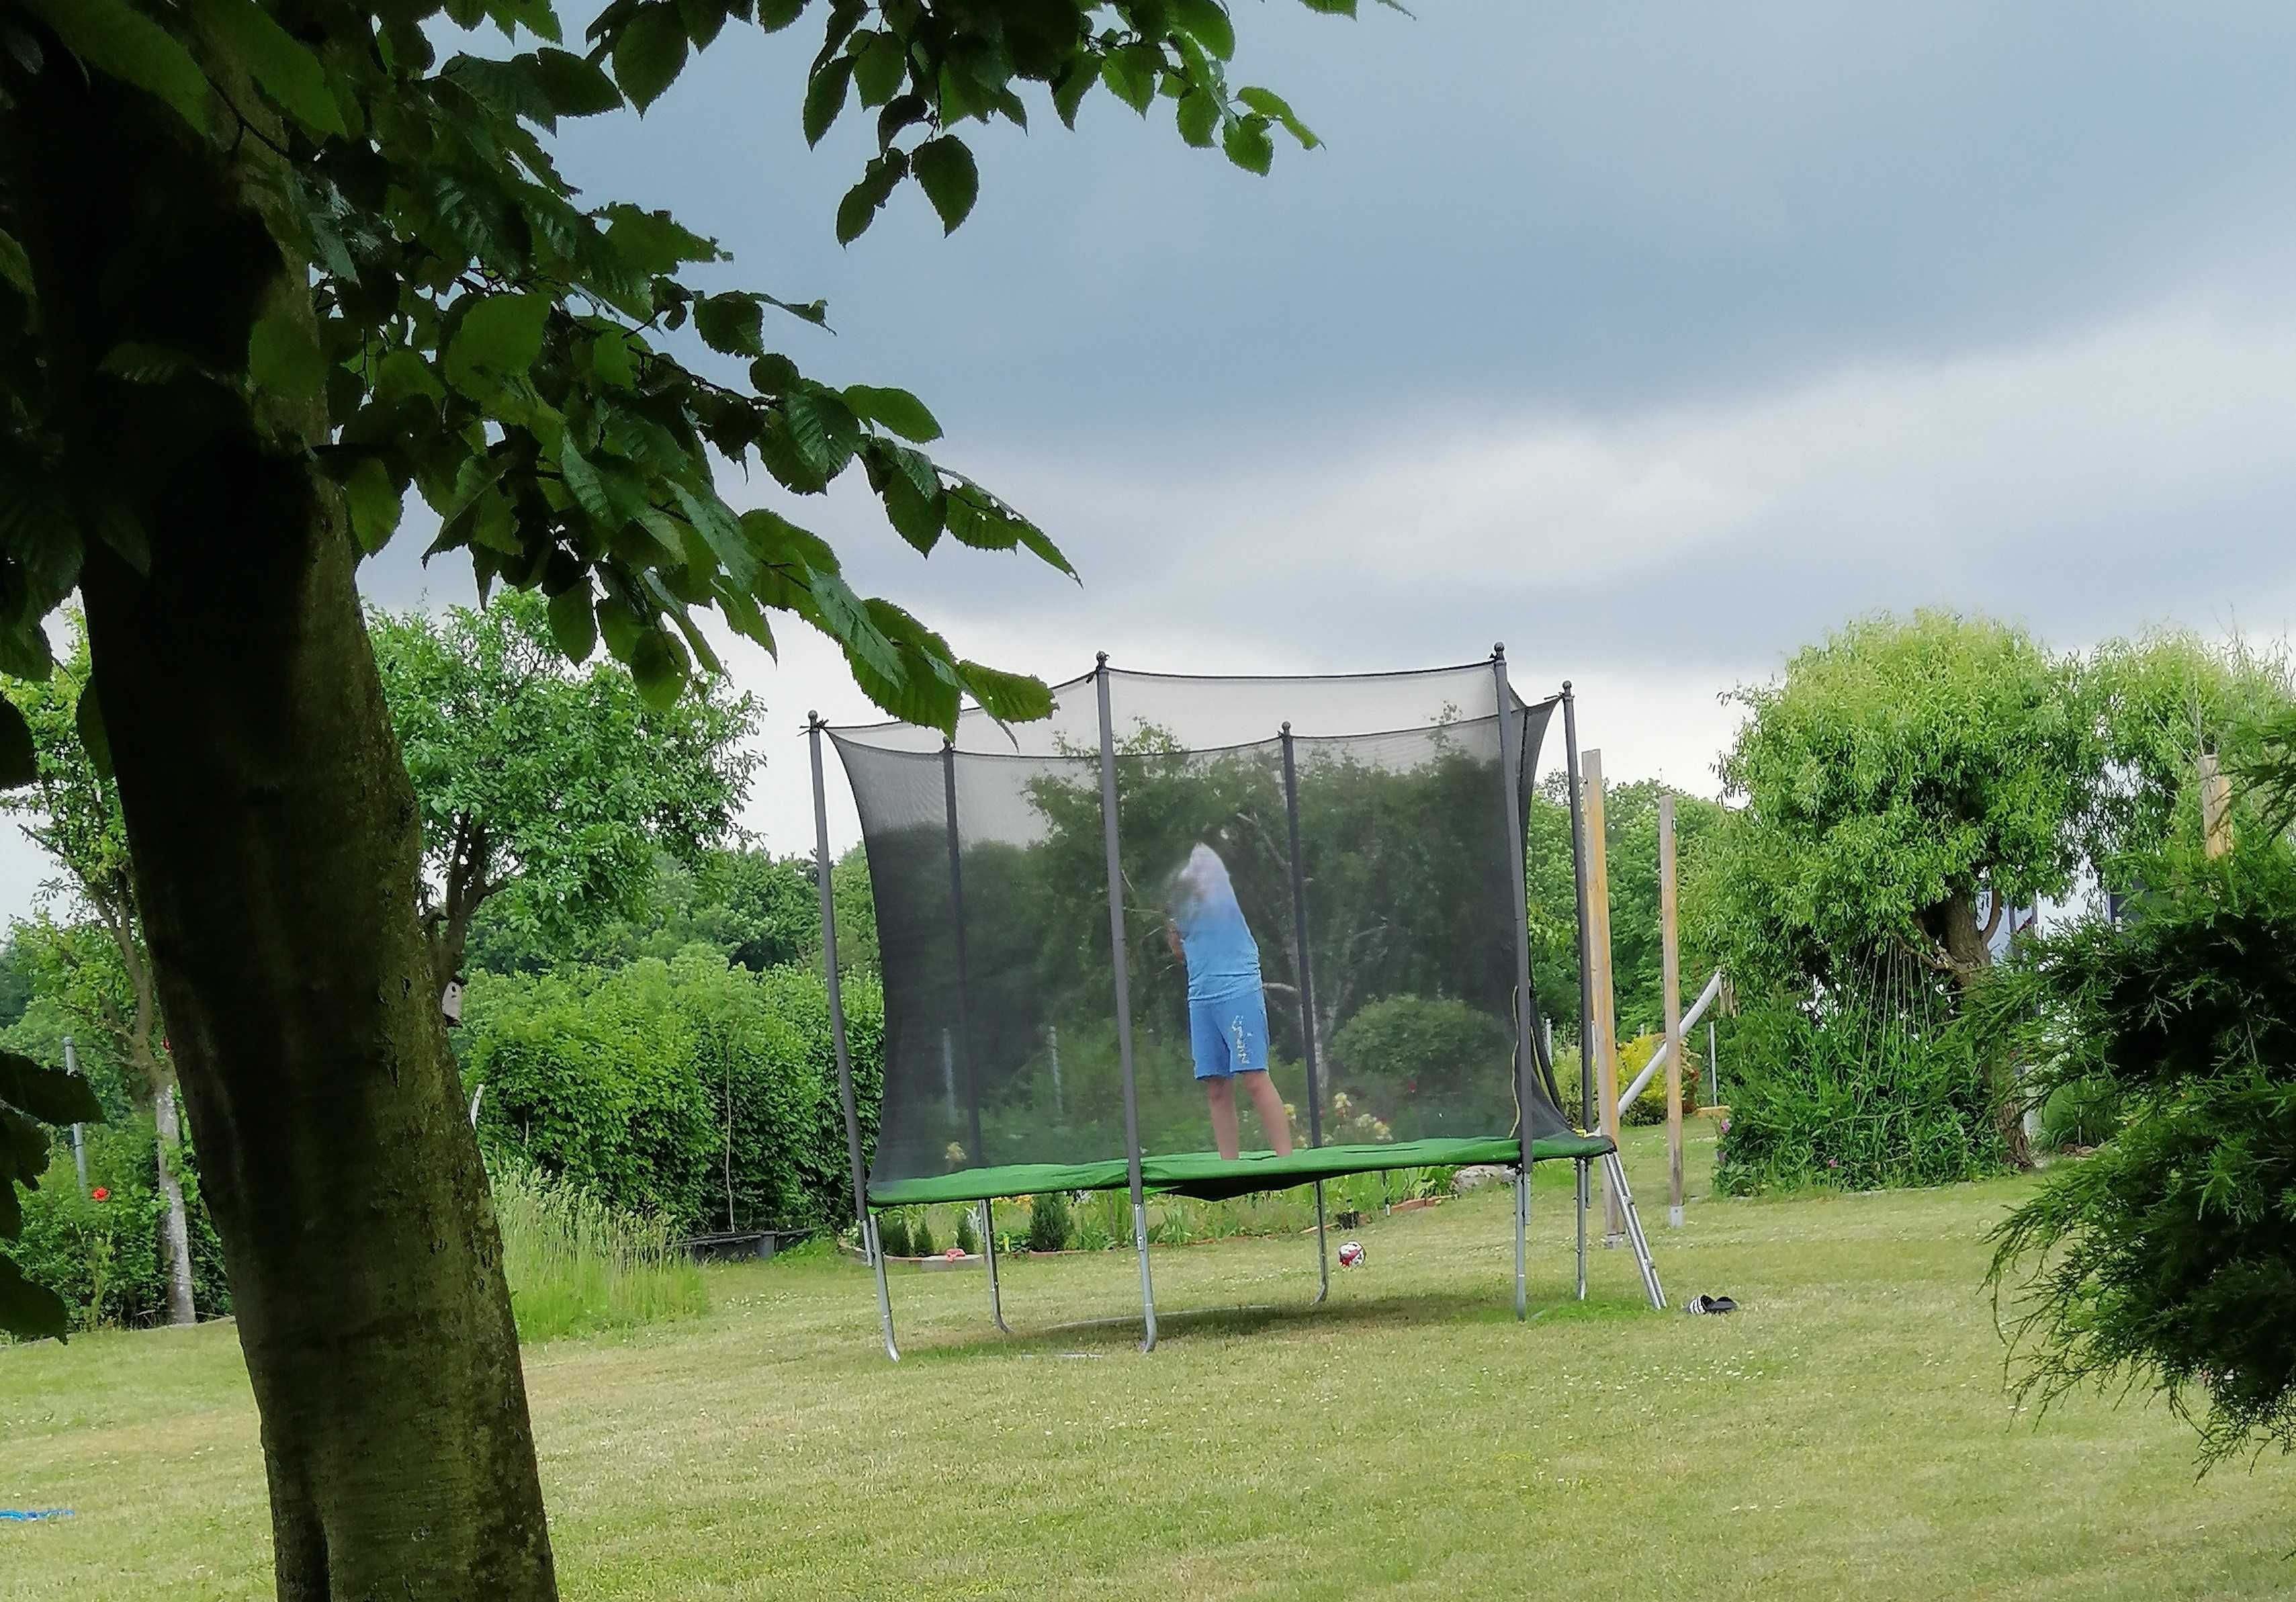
left=981, top=1199, right=1010, bottom=1335
left=1575, top=1156, right=1590, bottom=1302
left=1311, top=1180, right=1330, bottom=1306
left=1513, top=1169, right=1530, bottom=1321
left=1599, top=1149, right=1667, bottom=1310
left=866, top=1214, right=901, bottom=1362
left=1132, top=1200, right=1159, bottom=1353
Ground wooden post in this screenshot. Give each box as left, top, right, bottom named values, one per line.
left=1660, top=793, right=1684, bottom=1229
left=2201, top=751, right=2233, bottom=858
left=1583, top=750, right=1622, bottom=1245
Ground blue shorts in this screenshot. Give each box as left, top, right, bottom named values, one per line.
left=1189, top=987, right=1270, bottom=1081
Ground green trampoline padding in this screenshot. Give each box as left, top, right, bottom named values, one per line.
left=867, top=1131, right=1615, bottom=1207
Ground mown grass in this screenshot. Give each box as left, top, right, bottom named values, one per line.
left=4, top=1124, right=2291, bottom=1601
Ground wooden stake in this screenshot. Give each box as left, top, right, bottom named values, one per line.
left=1660, top=793, right=1684, bottom=1229
left=1583, top=750, right=1622, bottom=1244
left=2200, top=751, right=2233, bottom=858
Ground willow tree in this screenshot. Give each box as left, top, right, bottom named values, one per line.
left=0, top=1, right=1339, bottom=1596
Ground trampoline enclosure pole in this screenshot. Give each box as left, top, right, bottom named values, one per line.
left=810, top=719, right=872, bottom=1249
left=1493, top=648, right=1538, bottom=1320
left=1563, top=684, right=1595, bottom=1297
left=942, top=742, right=988, bottom=1169
left=1095, top=656, right=1158, bottom=1351
left=1280, top=723, right=1330, bottom=1306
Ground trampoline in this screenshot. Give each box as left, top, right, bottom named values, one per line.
left=807, top=649, right=1663, bottom=1359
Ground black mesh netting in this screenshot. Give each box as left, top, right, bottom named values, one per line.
left=830, top=662, right=1573, bottom=1192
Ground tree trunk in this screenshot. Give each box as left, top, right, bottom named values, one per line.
left=15, top=56, right=558, bottom=1602
left=152, top=1083, right=197, bottom=1328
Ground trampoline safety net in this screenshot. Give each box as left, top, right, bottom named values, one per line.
left=826, top=660, right=1606, bottom=1209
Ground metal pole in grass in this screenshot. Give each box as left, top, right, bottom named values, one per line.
left=1096, top=656, right=1157, bottom=1352
left=811, top=715, right=898, bottom=1362
left=1661, top=793, right=1685, bottom=1229
left=1279, top=722, right=1331, bottom=1307
left=63, top=1034, right=89, bottom=1197
left=941, top=742, right=989, bottom=1173
left=1493, top=647, right=1537, bottom=1321
left=1562, top=686, right=1593, bottom=1298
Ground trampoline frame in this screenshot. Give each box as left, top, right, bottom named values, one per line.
left=807, top=649, right=1661, bottom=1361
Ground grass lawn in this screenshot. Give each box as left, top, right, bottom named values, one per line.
left=5, top=1124, right=2290, bottom=1600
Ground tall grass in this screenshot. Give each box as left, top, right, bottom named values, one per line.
left=492, top=1162, right=709, bottom=1343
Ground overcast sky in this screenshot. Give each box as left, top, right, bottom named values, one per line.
left=9, top=1, right=2296, bottom=917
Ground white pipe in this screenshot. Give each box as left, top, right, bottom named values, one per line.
left=1616, top=970, right=1724, bottom=1119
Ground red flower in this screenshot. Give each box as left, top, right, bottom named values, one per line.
left=89, top=1187, right=110, bottom=1202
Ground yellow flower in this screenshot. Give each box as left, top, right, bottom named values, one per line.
left=944, top=1143, right=967, bottom=1167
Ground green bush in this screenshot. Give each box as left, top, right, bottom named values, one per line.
left=954, top=1208, right=979, bottom=1255
left=1027, top=1190, right=1073, bottom=1253
left=1712, top=975, right=2012, bottom=1196
left=1328, top=995, right=1511, bottom=1125
left=1618, top=1032, right=1706, bottom=1126
left=2039, top=1075, right=2122, bottom=1151
left=10, top=1118, right=231, bottom=1331
left=491, top=1161, right=707, bottom=1343
left=459, top=948, right=885, bottom=1235
left=876, top=1210, right=911, bottom=1258
left=1985, top=840, right=2296, bottom=1463
left=910, top=1210, right=936, bottom=1257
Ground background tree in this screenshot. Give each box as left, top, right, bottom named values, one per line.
left=371, top=588, right=760, bottom=997
left=0, top=1, right=1342, bottom=1595
left=1691, top=612, right=2092, bottom=995
left=0, top=621, right=195, bottom=1325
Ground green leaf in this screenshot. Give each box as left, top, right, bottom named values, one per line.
left=629, top=626, right=689, bottom=710
left=803, top=54, right=854, bottom=146
left=748, top=353, right=799, bottom=394
left=755, top=0, right=803, bottom=30
left=0, top=1052, right=103, bottom=1126
left=185, top=0, right=346, bottom=136
left=911, top=137, right=978, bottom=234
left=0, top=1254, right=70, bottom=1343
left=612, top=1, right=689, bottom=113
left=1238, top=86, right=1320, bottom=149
left=587, top=326, right=638, bottom=388
left=781, top=388, right=863, bottom=481
left=248, top=302, right=326, bottom=400
left=693, top=294, right=764, bottom=357
left=534, top=47, right=623, bottom=116
left=1051, top=60, right=1094, bottom=130
left=1223, top=112, right=1274, bottom=176
left=843, top=384, right=942, bottom=443
left=547, top=584, right=599, bottom=663
left=834, top=152, right=906, bottom=245
left=0, top=701, right=34, bottom=790
left=0, top=1107, right=48, bottom=1189
left=958, top=660, right=1055, bottom=723
left=345, top=459, right=402, bottom=554
left=443, top=293, right=549, bottom=396
left=1175, top=90, right=1219, bottom=148
left=1170, top=0, right=1237, bottom=61
left=75, top=684, right=112, bottom=782
left=1101, top=46, right=1157, bottom=116
left=851, top=30, right=906, bottom=107
left=24, top=0, right=211, bottom=133
left=599, top=205, right=725, bottom=274
left=677, top=0, right=730, bottom=50
left=0, top=228, right=35, bottom=297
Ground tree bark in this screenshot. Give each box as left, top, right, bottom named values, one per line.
left=15, top=54, right=558, bottom=1602
left=152, top=1083, right=197, bottom=1327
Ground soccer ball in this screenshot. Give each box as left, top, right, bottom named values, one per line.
left=1338, top=1239, right=1366, bottom=1268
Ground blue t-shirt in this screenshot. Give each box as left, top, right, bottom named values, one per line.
left=1171, top=845, right=1261, bottom=1002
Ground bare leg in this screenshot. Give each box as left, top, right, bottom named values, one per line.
left=1205, top=1077, right=1241, bottom=1161
left=1241, top=1071, right=1294, bottom=1157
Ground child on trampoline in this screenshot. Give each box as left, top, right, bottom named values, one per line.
left=1165, top=842, right=1295, bottom=1163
